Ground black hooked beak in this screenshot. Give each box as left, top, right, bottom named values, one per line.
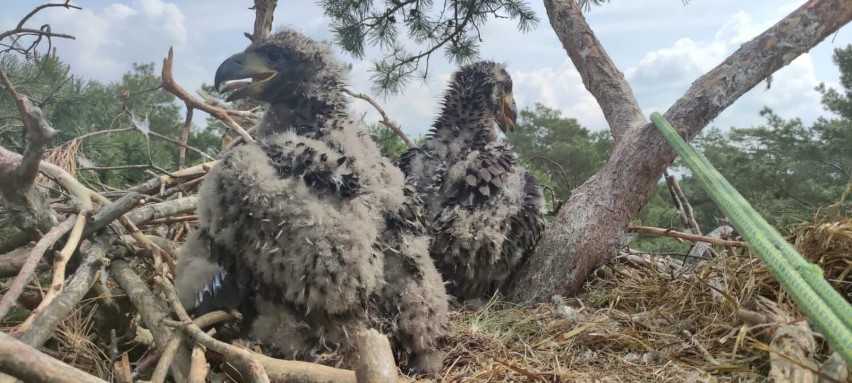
left=213, top=51, right=277, bottom=102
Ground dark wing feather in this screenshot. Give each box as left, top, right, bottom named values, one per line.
left=445, top=148, right=516, bottom=208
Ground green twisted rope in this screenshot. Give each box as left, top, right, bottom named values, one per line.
left=650, top=112, right=852, bottom=364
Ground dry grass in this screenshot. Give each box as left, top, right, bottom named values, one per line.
left=402, top=245, right=846, bottom=383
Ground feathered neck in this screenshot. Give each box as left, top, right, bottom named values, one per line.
left=429, top=73, right=500, bottom=150
left=258, top=74, right=349, bottom=138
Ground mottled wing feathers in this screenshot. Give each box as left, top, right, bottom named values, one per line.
left=445, top=148, right=516, bottom=208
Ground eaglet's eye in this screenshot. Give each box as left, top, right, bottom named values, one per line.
left=266, top=48, right=284, bottom=62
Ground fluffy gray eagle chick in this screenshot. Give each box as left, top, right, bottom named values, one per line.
left=398, top=61, right=546, bottom=302
left=173, top=28, right=449, bottom=374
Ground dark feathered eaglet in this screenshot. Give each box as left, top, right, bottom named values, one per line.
left=173, top=28, right=449, bottom=374
left=398, top=61, right=546, bottom=301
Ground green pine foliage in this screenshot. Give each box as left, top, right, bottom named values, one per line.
left=1, top=54, right=222, bottom=190
left=320, top=0, right=538, bottom=95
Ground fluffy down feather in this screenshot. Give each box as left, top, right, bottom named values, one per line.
left=398, top=61, right=546, bottom=301
left=174, top=28, right=448, bottom=373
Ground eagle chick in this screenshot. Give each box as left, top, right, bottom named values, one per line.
left=174, top=28, right=449, bottom=374
left=398, top=61, right=546, bottom=302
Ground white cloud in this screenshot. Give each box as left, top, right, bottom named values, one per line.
left=20, top=0, right=189, bottom=81
left=624, top=5, right=826, bottom=130
left=511, top=60, right=607, bottom=131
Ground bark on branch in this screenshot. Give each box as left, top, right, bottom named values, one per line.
left=246, top=0, right=277, bottom=42
left=508, top=0, right=852, bottom=302
left=0, top=68, right=59, bottom=236
left=156, top=278, right=358, bottom=383
left=627, top=226, right=747, bottom=247
left=161, top=48, right=254, bottom=144
left=110, top=260, right=190, bottom=383
left=0, top=332, right=107, bottom=383
left=15, top=236, right=109, bottom=347
left=343, top=88, right=412, bottom=146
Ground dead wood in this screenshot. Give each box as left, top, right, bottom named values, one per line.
left=13, top=236, right=108, bottom=347
left=110, top=259, right=190, bottom=382
left=0, top=68, right=60, bottom=237
left=0, top=332, right=107, bottom=383
left=82, top=192, right=145, bottom=238
left=157, top=277, right=359, bottom=383
left=508, top=0, right=852, bottom=302
left=0, top=214, right=75, bottom=319
left=125, top=160, right=214, bottom=196
left=342, top=88, right=411, bottom=146
left=246, top=0, right=277, bottom=42
left=353, top=329, right=399, bottom=383
left=664, top=171, right=701, bottom=235
left=125, top=196, right=198, bottom=226
left=686, top=225, right=735, bottom=264
left=627, top=226, right=747, bottom=247
left=0, top=245, right=39, bottom=278
left=161, top=47, right=254, bottom=144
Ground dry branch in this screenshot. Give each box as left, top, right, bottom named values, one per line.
left=161, top=48, right=254, bottom=144
left=126, top=161, right=214, bottom=196
left=686, top=225, right=735, bottom=264
left=157, top=278, right=358, bottom=383
left=0, top=332, right=107, bottom=383
left=354, top=329, right=399, bottom=383
left=0, top=68, right=59, bottom=236
left=15, top=236, right=108, bottom=347
left=508, top=0, right=852, bottom=302
left=0, top=68, right=57, bottom=191
left=0, top=245, right=40, bottom=278
left=0, top=214, right=75, bottom=319
left=82, top=192, right=145, bottom=238
left=247, top=0, right=277, bottom=42
left=627, top=226, right=747, bottom=247
left=125, top=196, right=198, bottom=226
left=110, top=260, right=190, bottom=382
left=664, top=171, right=701, bottom=235
left=343, top=88, right=411, bottom=146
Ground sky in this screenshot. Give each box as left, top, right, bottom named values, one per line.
left=2, top=0, right=851, bottom=139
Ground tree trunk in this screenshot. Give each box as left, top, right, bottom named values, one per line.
left=507, top=0, right=852, bottom=302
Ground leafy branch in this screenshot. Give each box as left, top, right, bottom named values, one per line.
left=321, top=0, right=538, bottom=95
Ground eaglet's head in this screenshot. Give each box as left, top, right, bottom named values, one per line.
left=452, top=60, right=518, bottom=133
left=214, top=28, right=344, bottom=104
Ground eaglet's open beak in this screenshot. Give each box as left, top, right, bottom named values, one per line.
left=498, top=94, right=518, bottom=133
left=214, top=51, right=277, bottom=102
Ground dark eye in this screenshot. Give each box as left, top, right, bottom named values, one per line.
left=266, top=48, right=283, bottom=62
left=505, top=81, right=513, bottom=93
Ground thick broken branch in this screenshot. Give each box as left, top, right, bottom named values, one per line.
left=125, top=196, right=198, bottom=226
left=343, top=88, right=411, bottom=146
left=161, top=48, right=254, bottom=144
left=82, top=192, right=145, bottom=238
left=15, top=236, right=108, bottom=346
left=0, top=245, right=41, bottom=278
left=354, top=329, right=399, bottom=383
left=110, top=260, right=190, bottom=383
left=0, top=68, right=57, bottom=190
left=0, top=214, right=75, bottom=319
left=0, top=332, right=107, bottom=383
left=157, top=278, right=358, bottom=383
left=246, top=0, right=277, bottom=42
left=0, top=68, right=59, bottom=236
left=508, top=0, right=852, bottom=302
